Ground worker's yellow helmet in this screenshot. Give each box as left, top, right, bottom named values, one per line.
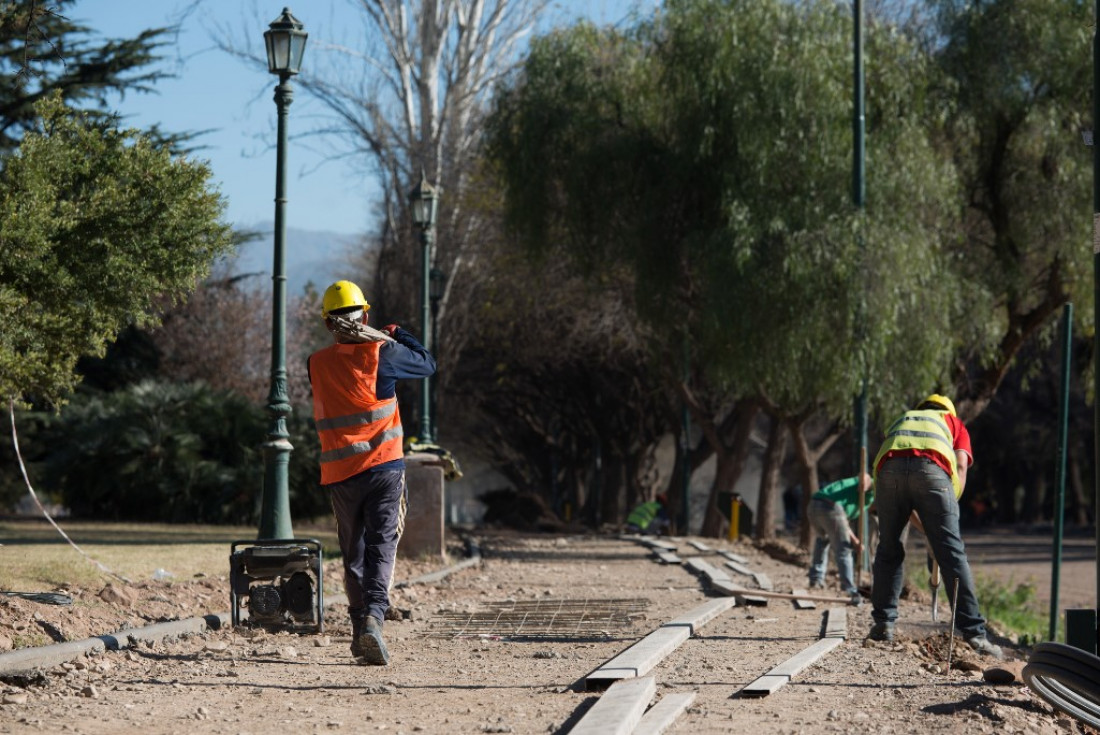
left=321, top=280, right=370, bottom=318
left=920, top=393, right=957, bottom=417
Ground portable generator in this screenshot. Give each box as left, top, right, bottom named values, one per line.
left=229, top=538, right=324, bottom=633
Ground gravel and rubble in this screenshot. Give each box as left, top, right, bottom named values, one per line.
left=0, top=529, right=1095, bottom=734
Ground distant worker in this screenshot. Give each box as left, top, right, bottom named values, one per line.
left=807, top=472, right=872, bottom=604
left=625, top=494, right=671, bottom=535
left=308, top=280, right=436, bottom=666
left=782, top=483, right=803, bottom=532
left=868, top=394, right=1002, bottom=659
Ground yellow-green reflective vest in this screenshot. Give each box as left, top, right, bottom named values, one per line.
left=627, top=501, right=661, bottom=530
left=872, top=409, right=962, bottom=499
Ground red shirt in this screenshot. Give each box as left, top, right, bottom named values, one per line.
left=881, top=413, right=972, bottom=477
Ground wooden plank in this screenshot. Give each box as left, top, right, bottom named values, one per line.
left=587, top=628, right=690, bottom=690
left=684, top=558, right=733, bottom=584
left=686, top=540, right=711, bottom=552
left=709, top=579, right=768, bottom=606
left=822, top=607, right=847, bottom=639
left=570, top=676, right=656, bottom=735
left=790, top=589, right=817, bottom=610
left=718, top=550, right=749, bottom=564
left=723, top=560, right=755, bottom=577
left=738, top=674, right=789, bottom=697
left=664, top=597, right=738, bottom=635
left=738, top=637, right=844, bottom=698
left=634, top=692, right=697, bottom=735
left=586, top=599, right=737, bottom=690
left=638, top=537, right=679, bottom=552
left=653, top=551, right=682, bottom=565
left=752, top=572, right=774, bottom=591
left=769, top=637, right=844, bottom=676
left=709, top=580, right=851, bottom=605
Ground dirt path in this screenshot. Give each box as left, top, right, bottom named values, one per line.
left=0, top=530, right=1092, bottom=734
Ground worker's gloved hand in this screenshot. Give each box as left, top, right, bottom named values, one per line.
left=381, top=324, right=399, bottom=336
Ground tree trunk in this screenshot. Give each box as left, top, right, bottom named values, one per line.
left=754, top=414, right=787, bottom=541
left=700, top=401, right=759, bottom=537
left=786, top=414, right=843, bottom=548
left=1068, top=449, right=1090, bottom=526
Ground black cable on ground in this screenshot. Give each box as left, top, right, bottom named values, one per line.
left=0, top=592, right=72, bottom=606
left=1022, top=641, right=1100, bottom=728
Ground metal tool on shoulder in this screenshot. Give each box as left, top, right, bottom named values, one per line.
left=329, top=314, right=395, bottom=343
left=929, top=556, right=940, bottom=622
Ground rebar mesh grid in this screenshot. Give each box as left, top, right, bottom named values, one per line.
left=424, top=598, right=650, bottom=640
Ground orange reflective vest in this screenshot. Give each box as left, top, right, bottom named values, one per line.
left=309, top=341, right=404, bottom=485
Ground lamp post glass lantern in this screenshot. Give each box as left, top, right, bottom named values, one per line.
left=258, top=8, right=307, bottom=541
left=264, top=8, right=307, bottom=76
left=409, top=172, right=438, bottom=442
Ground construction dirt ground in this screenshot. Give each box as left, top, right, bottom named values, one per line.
left=0, top=526, right=1097, bottom=734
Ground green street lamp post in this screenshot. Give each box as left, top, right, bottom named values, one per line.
left=409, top=171, right=438, bottom=443
left=258, top=7, right=307, bottom=540
left=429, top=267, right=445, bottom=439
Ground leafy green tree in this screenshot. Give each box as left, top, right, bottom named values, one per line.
left=488, top=0, right=962, bottom=536
left=10, top=380, right=327, bottom=523
left=0, top=0, right=173, bottom=152
left=0, top=94, right=235, bottom=405
left=920, top=0, right=1093, bottom=418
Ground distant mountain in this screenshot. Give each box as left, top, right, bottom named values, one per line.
left=222, top=223, right=363, bottom=295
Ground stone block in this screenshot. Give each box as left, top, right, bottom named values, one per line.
left=399, top=453, right=447, bottom=562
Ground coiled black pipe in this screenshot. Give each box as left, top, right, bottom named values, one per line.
left=1023, top=641, right=1100, bottom=728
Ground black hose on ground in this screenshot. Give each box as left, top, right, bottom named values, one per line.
left=0, top=592, right=72, bottom=606
left=1023, top=641, right=1100, bottom=728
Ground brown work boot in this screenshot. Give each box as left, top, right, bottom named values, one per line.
left=354, top=616, right=390, bottom=666
left=350, top=617, right=366, bottom=658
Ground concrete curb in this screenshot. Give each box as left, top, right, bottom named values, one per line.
left=0, top=613, right=231, bottom=677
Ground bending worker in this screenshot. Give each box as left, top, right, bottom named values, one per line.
left=807, top=472, right=872, bottom=604
left=867, top=394, right=1002, bottom=659
left=625, top=494, right=671, bottom=535
left=308, top=280, right=436, bottom=666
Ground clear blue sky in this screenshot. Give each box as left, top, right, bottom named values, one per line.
left=79, top=0, right=648, bottom=237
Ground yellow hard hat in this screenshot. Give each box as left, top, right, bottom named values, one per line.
left=921, top=393, right=957, bottom=417
left=321, top=280, right=370, bottom=318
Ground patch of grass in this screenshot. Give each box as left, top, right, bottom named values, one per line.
left=906, top=559, right=1054, bottom=644
left=0, top=518, right=340, bottom=592
left=975, top=574, right=1052, bottom=646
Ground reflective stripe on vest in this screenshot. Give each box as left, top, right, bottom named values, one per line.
left=309, top=341, right=405, bottom=485
left=872, top=409, right=961, bottom=498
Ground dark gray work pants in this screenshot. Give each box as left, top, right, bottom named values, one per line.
left=871, top=456, right=986, bottom=638
left=328, top=468, right=407, bottom=623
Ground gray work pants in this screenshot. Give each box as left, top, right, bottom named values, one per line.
left=808, top=497, right=857, bottom=594
left=328, top=468, right=408, bottom=623
left=871, top=456, right=986, bottom=638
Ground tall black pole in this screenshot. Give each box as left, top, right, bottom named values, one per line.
left=1050, top=303, right=1073, bottom=640
left=258, top=72, right=295, bottom=540
left=419, top=225, right=433, bottom=442
left=1093, top=0, right=1100, bottom=637
left=852, top=0, right=869, bottom=570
